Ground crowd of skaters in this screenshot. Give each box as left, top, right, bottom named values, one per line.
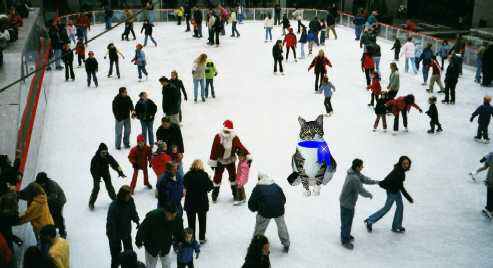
left=2, top=2, right=493, bottom=268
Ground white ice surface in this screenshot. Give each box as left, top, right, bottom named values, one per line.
left=34, top=21, right=493, bottom=268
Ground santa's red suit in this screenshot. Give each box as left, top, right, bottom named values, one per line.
left=208, top=120, right=250, bottom=201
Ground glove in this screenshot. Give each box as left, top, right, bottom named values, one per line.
left=247, top=159, right=252, bottom=167
left=135, top=241, right=142, bottom=248
left=408, top=197, right=414, bottom=204
left=470, top=117, right=474, bottom=122
left=118, top=171, right=126, bottom=178
left=13, top=236, right=23, bottom=246
left=196, top=252, right=200, bottom=259
left=135, top=222, right=140, bottom=229
left=149, top=162, right=152, bottom=168
left=369, top=193, right=373, bottom=200
left=104, top=56, right=106, bottom=59
left=480, top=157, right=486, bottom=163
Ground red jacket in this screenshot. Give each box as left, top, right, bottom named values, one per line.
left=75, top=43, right=85, bottom=56
left=128, top=145, right=152, bottom=169
left=209, top=132, right=250, bottom=167
left=283, top=30, right=297, bottom=48
left=361, top=53, right=375, bottom=70
left=151, top=151, right=172, bottom=177
left=431, top=59, right=441, bottom=75
left=386, top=96, right=422, bottom=116
left=77, top=15, right=91, bottom=30
left=308, top=56, right=332, bottom=73
left=0, top=233, right=12, bottom=268
left=369, top=78, right=381, bottom=96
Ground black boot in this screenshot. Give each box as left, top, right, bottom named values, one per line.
left=231, top=185, right=238, bottom=201
left=212, top=186, right=220, bottom=202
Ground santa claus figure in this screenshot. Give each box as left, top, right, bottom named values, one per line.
left=208, top=120, right=251, bottom=202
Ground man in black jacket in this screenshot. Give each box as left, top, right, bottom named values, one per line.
left=85, top=51, right=98, bottom=87
left=365, top=156, right=414, bottom=233
left=248, top=172, right=290, bottom=252
left=107, top=185, right=140, bottom=268
left=134, top=91, right=158, bottom=147
left=309, top=17, right=321, bottom=45
left=442, top=55, right=460, bottom=104
left=159, top=77, right=181, bottom=125
left=136, top=202, right=180, bottom=267
left=184, top=4, right=192, bottom=32
left=193, top=7, right=203, bottom=38
left=113, top=87, right=134, bottom=150
left=61, top=43, right=74, bottom=81
left=89, top=143, right=126, bottom=210
left=156, top=117, right=184, bottom=154
left=36, top=172, right=67, bottom=238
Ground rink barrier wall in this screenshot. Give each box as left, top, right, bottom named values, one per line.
left=57, top=8, right=481, bottom=67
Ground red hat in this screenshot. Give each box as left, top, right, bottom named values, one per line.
left=223, top=120, right=234, bottom=131
left=137, top=134, right=145, bottom=143
left=136, top=44, right=143, bottom=49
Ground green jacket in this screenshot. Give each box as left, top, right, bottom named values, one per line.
left=205, top=61, right=217, bottom=80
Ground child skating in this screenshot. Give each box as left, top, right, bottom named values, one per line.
left=317, top=75, right=336, bottom=116
left=85, top=51, right=98, bottom=88
left=234, top=151, right=250, bottom=206
left=373, top=93, right=387, bottom=132
left=175, top=228, right=200, bottom=268
left=426, top=96, right=442, bottom=134
left=75, top=39, right=85, bottom=67
left=299, top=26, right=307, bottom=59
left=141, top=19, right=157, bottom=47
left=283, top=28, right=297, bottom=62
left=470, top=96, right=493, bottom=143
left=205, top=59, right=218, bottom=98
left=367, top=71, right=381, bottom=107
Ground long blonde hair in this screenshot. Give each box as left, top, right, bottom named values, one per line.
left=195, top=54, right=208, bottom=65
left=190, top=159, right=204, bottom=171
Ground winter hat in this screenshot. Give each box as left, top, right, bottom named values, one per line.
left=88, top=51, right=94, bottom=56
left=35, top=172, right=49, bottom=184
left=223, top=120, right=234, bottom=131
left=98, top=143, right=108, bottom=152
left=137, top=134, right=145, bottom=143
left=136, top=44, right=143, bottom=49
left=258, top=171, right=269, bottom=180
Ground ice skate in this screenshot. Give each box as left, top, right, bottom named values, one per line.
left=302, top=188, right=311, bottom=197
left=312, top=185, right=321, bottom=196
left=372, top=128, right=377, bottom=132
left=404, top=127, right=409, bottom=132
left=364, top=219, right=372, bottom=232
left=391, top=227, right=406, bottom=233
left=482, top=209, right=492, bottom=220
left=342, top=241, right=354, bottom=250
left=469, top=171, right=477, bottom=180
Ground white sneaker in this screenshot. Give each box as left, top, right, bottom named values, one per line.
left=404, top=127, right=409, bottom=132
left=313, top=185, right=321, bottom=196
left=233, top=200, right=241, bottom=206
left=302, top=188, right=311, bottom=197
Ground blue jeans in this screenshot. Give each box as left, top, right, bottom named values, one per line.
left=422, top=65, right=430, bottom=83
left=476, top=58, right=482, bottom=82
left=300, top=43, right=305, bottom=58
left=340, top=206, right=355, bottom=243
left=115, top=118, right=131, bottom=149
left=405, top=57, right=416, bottom=73
left=105, top=17, right=112, bottom=30
left=373, top=56, right=381, bottom=73
left=177, top=162, right=184, bottom=178
left=193, top=79, right=205, bottom=101
left=137, top=65, right=148, bottom=79
left=54, top=49, right=62, bottom=68
left=144, top=34, right=157, bottom=46
left=265, top=27, right=272, bottom=41
left=355, top=25, right=363, bottom=40
left=140, top=120, right=154, bottom=146
left=367, top=191, right=404, bottom=229
left=83, top=28, right=88, bottom=43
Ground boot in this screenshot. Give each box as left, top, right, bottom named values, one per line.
left=231, top=185, right=238, bottom=201
left=212, top=186, right=220, bottom=202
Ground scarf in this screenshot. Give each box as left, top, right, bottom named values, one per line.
left=298, top=140, right=331, bottom=165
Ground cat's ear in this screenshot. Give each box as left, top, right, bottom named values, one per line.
left=316, top=114, right=324, bottom=127
left=298, top=116, right=306, bottom=127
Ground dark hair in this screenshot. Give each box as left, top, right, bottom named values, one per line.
left=244, top=235, right=269, bottom=263
left=35, top=172, right=49, bottom=184
left=404, top=94, right=415, bottom=105
left=119, top=250, right=139, bottom=268
left=166, top=161, right=177, bottom=171
left=407, top=37, right=412, bottom=42
left=119, top=87, right=127, bottom=94
left=351, top=159, right=363, bottom=170
left=396, top=155, right=412, bottom=168
left=163, top=202, right=177, bottom=214
left=184, top=227, right=194, bottom=235
left=161, top=117, right=171, bottom=123
left=23, top=246, right=46, bottom=268
left=40, top=224, right=57, bottom=239
left=117, top=186, right=132, bottom=202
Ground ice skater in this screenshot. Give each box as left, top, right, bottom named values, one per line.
left=283, top=28, right=297, bottom=62
left=299, top=26, right=307, bottom=59
left=365, top=156, right=414, bottom=233
left=391, top=38, right=401, bottom=61
left=205, top=59, right=218, bottom=98
left=426, top=96, right=442, bottom=134
left=128, top=134, right=153, bottom=193
left=61, top=43, right=75, bottom=81
left=234, top=151, right=250, bottom=206
left=131, top=44, right=148, bottom=81
left=367, top=71, right=381, bottom=107
left=75, top=39, right=85, bottom=67
left=192, top=53, right=207, bottom=102
left=373, top=93, right=387, bottom=132
left=317, top=75, right=336, bottom=116
left=339, top=159, right=378, bottom=249
left=105, top=43, right=125, bottom=79
left=386, top=94, right=423, bottom=134
left=273, top=40, right=284, bottom=75
left=85, top=51, right=98, bottom=88
left=264, top=14, right=273, bottom=42
left=141, top=19, right=157, bottom=47
left=470, top=96, right=493, bottom=143
left=469, top=152, right=493, bottom=219
left=308, top=49, right=333, bottom=92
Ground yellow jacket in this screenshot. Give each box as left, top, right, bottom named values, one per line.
left=49, top=238, right=70, bottom=268
left=176, top=7, right=184, bottom=17
left=19, top=194, right=54, bottom=233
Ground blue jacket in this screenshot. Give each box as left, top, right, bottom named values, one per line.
left=248, top=177, right=286, bottom=219
left=299, top=31, right=307, bottom=43
left=318, top=82, right=335, bottom=97
left=471, top=104, right=493, bottom=125
left=353, top=15, right=366, bottom=26
left=420, top=48, right=434, bottom=66
left=176, top=240, right=200, bottom=263
left=157, top=172, right=184, bottom=213
left=437, top=45, right=450, bottom=58
left=307, top=31, right=316, bottom=42
left=134, top=49, right=146, bottom=66
left=367, top=15, right=377, bottom=25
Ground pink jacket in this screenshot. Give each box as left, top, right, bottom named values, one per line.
left=400, top=42, right=416, bottom=58
left=236, top=160, right=250, bottom=187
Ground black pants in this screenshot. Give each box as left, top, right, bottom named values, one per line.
left=393, top=110, right=408, bottom=131
left=186, top=211, right=207, bottom=240
left=324, top=96, right=333, bottom=113
left=286, top=46, right=296, bottom=60
left=178, top=16, right=182, bottom=25
left=214, top=30, right=220, bottom=45
left=364, top=68, right=373, bottom=86
left=430, top=118, right=442, bottom=131
left=274, top=58, right=283, bottom=73
left=78, top=55, right=85, bottom=66
left=89, top=173, right=116, bottom=205
left=0, top=48, right=3, bottom=67
left=297, top=20, right=302, bottom=33
left=122, top=24, right=136, bottom=40
left=444, top=81, right=457, bottom=102
left=178, top=262, right=194, bottom=268
left=50, top=206, right=67, bottom=238
left=86, top=70, right=98, bottom=87
left=370, top=93, right=376, bottom=106
left=64, top=61, right=75, bottom=81
left=274, top=13, right=280, bottom=25
left=205, top=79, right=215, bottom=98
left=394, top=50, right=399, bottom=61
left=108, top=58, right=120, bottom=78
left=487, top=187, right=493, bottom=211
left=477, top=123, right=489, bottom=139
left=387, top=90, right=398, bottom=100
left=315, top=71, right=325, bottom=91
left=231, top=21, right=240, bottom=36
left=109, top=237, right=132, bottom=268
left=185, top=16, right=191, bottom=31
left=441, top=56, right=446, bottom=70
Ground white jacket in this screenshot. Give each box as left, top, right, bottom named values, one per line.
left=401, top=41, right=416, bottom=58
left=292, top=9, right=303, bottom=20
left=264, top=17, right=274, bottom=28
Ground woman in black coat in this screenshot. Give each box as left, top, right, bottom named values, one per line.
left=183, top=159, right=213, bottom=243
left=272, top=40, right=284, bottom=75
left=242, top=235, right=271, bottom=268
left=107, top=186, right=140, bottom=268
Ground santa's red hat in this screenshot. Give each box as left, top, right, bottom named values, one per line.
left=137, top=134, right=145, bottom=143
left=223, top=120, right=234, bottom=131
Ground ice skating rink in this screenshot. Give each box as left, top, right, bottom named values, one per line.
left=36, top=21, right=493, bottom=267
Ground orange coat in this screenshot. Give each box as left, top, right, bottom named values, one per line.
left=19, top=194, right=54, bottom=234
left=48, top=238, right=70, bottom=268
